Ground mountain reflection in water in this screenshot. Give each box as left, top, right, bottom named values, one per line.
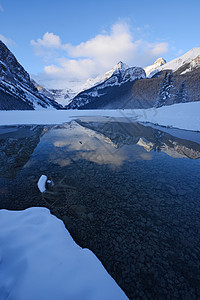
left=0, top=120, right=200, bottom=180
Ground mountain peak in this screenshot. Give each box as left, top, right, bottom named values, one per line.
left=144, top=57, right=166, bottom=77
left=153, top=58, right=166, bottom=66
left=115, top=61, right=129, bottom=71
left=81, top=61, right=129, bottom=94
left=151, top=47, right=200, bottom=77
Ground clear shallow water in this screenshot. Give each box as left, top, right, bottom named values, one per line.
left=0, top=118, right=200, bottom=299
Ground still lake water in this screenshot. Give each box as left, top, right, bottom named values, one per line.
left=0, top=116, right=200, bottom=299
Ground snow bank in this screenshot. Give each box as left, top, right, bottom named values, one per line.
left=0, top=101, right=199, bottom=131
left=134, top=101, right=200, bottom=131
left=0, top=207, right=127, bottom=300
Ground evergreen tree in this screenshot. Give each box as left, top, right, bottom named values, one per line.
left=152, top=129, right=164, bottom=152
left=155, top=71, right=174, bottom=108
left=173, top=81, right=189, bottom=104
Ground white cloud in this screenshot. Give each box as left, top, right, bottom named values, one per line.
left=146, top=42, right=168, bottom=56
left=65, top=22, right=137, bottom=68
left=31, top=32, right=61, bottom=50
left=0, top=4, right=3, bottom=12
left=30, top=32, right=62, bottom=57
left=31, top=22, right=169, bottom=88
left=44, top=58, right=96, bottom=80
left=0, top=34, right=15, bottom=47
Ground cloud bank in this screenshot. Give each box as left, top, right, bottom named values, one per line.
left=31, top=22, right=169, bottom=88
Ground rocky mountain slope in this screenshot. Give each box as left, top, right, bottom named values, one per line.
left=67, top=65, right=146, bottom=109
left=0, top=41, right=62, bottom=110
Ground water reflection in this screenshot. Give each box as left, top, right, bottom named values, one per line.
left=40, top=120, right=200, bottom=171
left=76, top=119, right=200, bottom=159
left=0, top=118, right=200, bottom=299
left=0, top=125, right=46, bottom=178
left=0, top=120, right=200, bottom=180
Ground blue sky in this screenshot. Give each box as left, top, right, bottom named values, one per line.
left=0, top=0, right=200, bottom=87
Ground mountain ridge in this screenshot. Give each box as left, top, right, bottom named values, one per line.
left=147, top=47, right=200, bottom=77
left=0, top=41, right=200, bottom=110
left=0, top=40, right=62, bottom=110
left=66, top=48, right=200, bottom=110
left=67, top=66, right=146, bottom=109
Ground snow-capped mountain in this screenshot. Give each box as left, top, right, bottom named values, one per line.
left=47, top=88, right=77, bottom=106
left=146, top=47, right=200, bottom=77
left=1, top=41, right=200, bottom=111
left=0, top=40, right=62, bottom=110
left=67, top=64, right=146, bottom=109
left=83, top=61, right=129, bottom=90
left=31, top=77, right=83, bottom=106
left=144, top=58, right=166, bottom=77
left=67, top=48, right=200, bottom=110
left=33, top=62, right=131, bottom=107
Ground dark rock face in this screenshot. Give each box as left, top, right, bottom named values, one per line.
left=0, top=40, right=32, bottom=88
left=0, top=90, right=34, bottom=110
left=0, top=40, right=62, bottom=110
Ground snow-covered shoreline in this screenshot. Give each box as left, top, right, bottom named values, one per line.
left=0, top=101, right=199, bottom=131
left=135, top=101, right=200, bottom=131
left=0, top=207, right=127, bottom=300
